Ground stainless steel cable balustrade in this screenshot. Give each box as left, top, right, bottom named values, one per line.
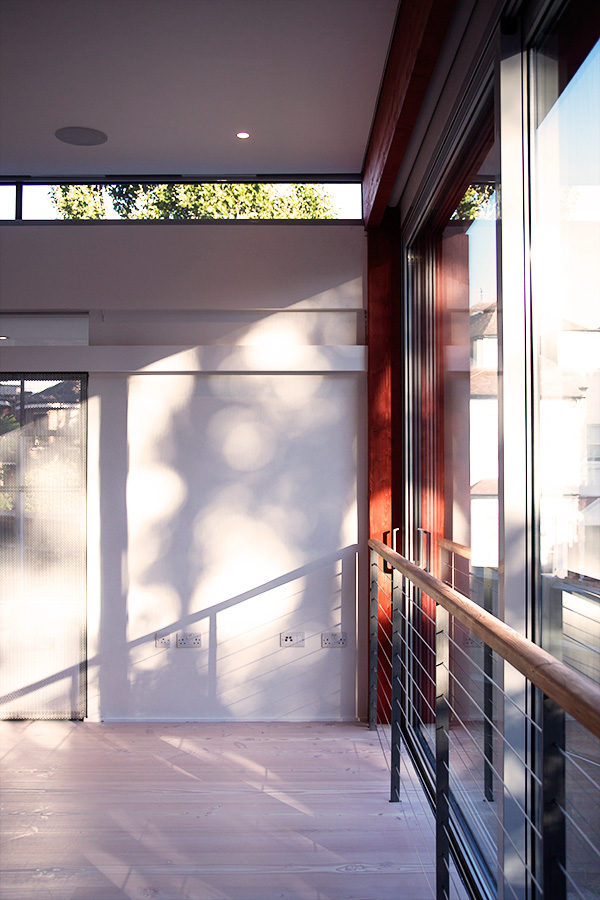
left=368, top=539, right=600, bottom=900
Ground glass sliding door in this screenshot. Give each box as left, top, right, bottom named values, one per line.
left=531, top=6, right=600, bottom=896
left=438, top=146, right=500, bottom=891
left=395, top=2, right=599, bottom=896
left=404, top=102, right=500, bottom=895
left=0, top=375, right=87, bottom=719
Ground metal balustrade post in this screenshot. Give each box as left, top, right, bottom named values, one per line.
left=483, top=567, right=494, bottom=802
left=369, top=549, right=379, bottom=731
left=542, top=695, right=566, bottom=900
left=390, top=567, right=402, bottom=801
left=436, top=604, right=450, bottom=900
left=368, top=540, right=600, bottom=900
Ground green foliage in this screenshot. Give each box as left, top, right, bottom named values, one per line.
left=51, top=182, right=336, bottom=220
left=50, top=184, right=106, bottom=219
left=0, top=413, right=19, bottom=435
left=451, top=183, right=496, bottom=221
left=284, top=183, right=336, bottom=219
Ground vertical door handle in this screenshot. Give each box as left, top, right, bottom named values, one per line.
left=383, top=528, right=399, bottom=573
left=417, top=528, right=431, bottom=572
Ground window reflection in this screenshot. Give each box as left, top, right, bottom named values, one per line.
left=532, top=24, right=600, bottom=898
left=533, top=35, right=600, bottom=586
left=433, top=134, right=500, bottom=880
left=441, top=171, right=498, bottom=576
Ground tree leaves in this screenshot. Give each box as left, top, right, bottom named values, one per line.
left=50, top=182, right=337, bottom=220
left=50, top=184, right=106, bottom=219
left=450, top=183, right=496, bottom=221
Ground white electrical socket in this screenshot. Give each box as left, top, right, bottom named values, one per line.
left=155, top=634, right=171, bottom=648
left=176, top=632, right=202, bottom=648
left=280, top=632, right=305, bottom=647
left=321, top=632, right=347, bottom=648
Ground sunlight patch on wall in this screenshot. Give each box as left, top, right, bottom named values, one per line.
left=207, top=407, right=276, bottom=472
left=121, top=372, right=359, bottom=719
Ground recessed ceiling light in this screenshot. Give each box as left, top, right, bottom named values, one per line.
left=236, top=131, right=250, bottom=140
left=55, top=126, right=108, bottom=146
left=0, top=335, right=8, bottom=340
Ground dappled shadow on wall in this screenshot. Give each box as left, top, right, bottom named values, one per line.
left=116, top=370, right=360, bottom=720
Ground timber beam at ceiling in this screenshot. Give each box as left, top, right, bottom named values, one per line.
left=362, top=0, right=457, bottom=228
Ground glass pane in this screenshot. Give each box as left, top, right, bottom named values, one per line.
left=532, top=13, right=600, bottom=900
left=407, top=112, right=500, bottom=893
left=22, top=182, right=361, bottom=220
left=440, top=175, right=499, bottom=577
left=0, top=376, right=87, bottom=719
left=438, top=153, right=500, bottom=882
left=533, top=31, right=600, bottom=591
left=0, top=184, right=16, bottom=219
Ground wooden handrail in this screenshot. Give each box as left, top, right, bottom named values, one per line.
left=437, top=537, right=471, bottom=560
left=369, top=538, right=600, bottom=741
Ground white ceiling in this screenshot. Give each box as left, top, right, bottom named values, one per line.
left=0, top=0, right=398, bottom=179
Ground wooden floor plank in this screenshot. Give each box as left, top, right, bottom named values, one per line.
left=1, top=721, right=447, bottom=900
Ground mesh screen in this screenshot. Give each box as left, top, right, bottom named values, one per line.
left=0, top=375, right=86, bottom=719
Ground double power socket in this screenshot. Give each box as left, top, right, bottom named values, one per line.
left=156, top=631, right=348, bottom=650
left=155, top=633, right=201, bottom=649
left=280, top=631, right=348, bottom=648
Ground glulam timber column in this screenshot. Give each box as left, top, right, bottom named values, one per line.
left=363, top=0, right=457, bottom=725
left=368, top=225, right=396, bottom=724
left=368, top=226, right=394, bottom=545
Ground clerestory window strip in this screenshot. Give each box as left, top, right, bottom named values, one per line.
left=0, top=177, right=363, bottom=222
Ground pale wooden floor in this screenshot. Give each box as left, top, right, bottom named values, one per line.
left=0, top=720, right=462, bottom=900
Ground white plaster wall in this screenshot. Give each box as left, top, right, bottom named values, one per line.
left=92, top=371, right=362, bottom=720
left=0, top=223, right=367, bottom=721
left=0, top=223, right=363, bottom=312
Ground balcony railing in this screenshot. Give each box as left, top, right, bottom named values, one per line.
left=368, top=538, right=600, bottom=900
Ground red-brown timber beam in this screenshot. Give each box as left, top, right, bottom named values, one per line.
left=363, top=0, right=457, bottom=228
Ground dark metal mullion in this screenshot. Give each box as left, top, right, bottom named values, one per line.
left=436, top=604, right=450, bottom=900
left=390, top=567, right=403, bottom=801
left=484, top=566, right=495, bottom=801
left=1, top=173, right=362, bottom=185
left=369, top=549, right=379, bottom=730
left=541, top=695, right=566, bottom=899
left=15, top=183, right=23, bottom=219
